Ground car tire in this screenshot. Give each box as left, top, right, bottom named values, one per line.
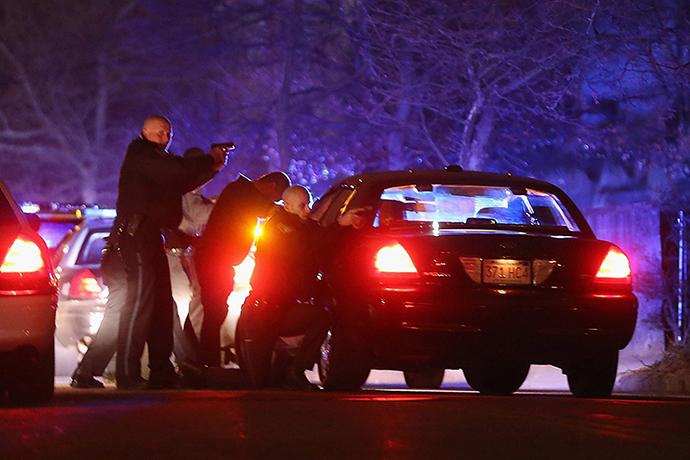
left=8, top=341, right=55, bottom=405
left=403, top=367, right=445, bottom=389
left=566, top=349, right=618, bottom=398
left=463, top=359, right=530, bottom=396
left=318, top=325, right=371, bottom=391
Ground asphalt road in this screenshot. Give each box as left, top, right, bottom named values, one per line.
left=2, top=386, right=689, bottom=460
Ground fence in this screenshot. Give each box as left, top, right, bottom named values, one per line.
left=583, top=204, right=667, bottom=361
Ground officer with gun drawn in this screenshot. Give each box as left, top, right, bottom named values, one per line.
left=113, top=115, right=229, bottom=390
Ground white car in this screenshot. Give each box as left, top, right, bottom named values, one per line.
left=0, top=179, right=58, bottom=404
left=53, top=215, right=254, bottom=369
left=53, top=218, right=112, bottom=352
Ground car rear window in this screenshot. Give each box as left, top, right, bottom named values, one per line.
left=374, top=184, right=580, bottom=232
left=77, top=230, right=110, bottom=265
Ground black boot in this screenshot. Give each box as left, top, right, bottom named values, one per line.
left=71, top=369, right=105, bottom=389
left=283, top=365, right=318, bottom=392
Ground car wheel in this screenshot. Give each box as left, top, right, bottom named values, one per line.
left=235, top=310, right=273, bottom=389
left=318, top=325, right=371, bottom=391
left=403, top=367, right=445, bottom=389
left=8, top=341, right=55, bottom=405
left=463, top=360, right=530, bottom=396
left=566, top=349, right=618, bottom=398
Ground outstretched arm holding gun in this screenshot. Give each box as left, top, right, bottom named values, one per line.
left=209, top=142, right=235, bottom=170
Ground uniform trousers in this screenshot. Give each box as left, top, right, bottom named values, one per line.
left=74, top=249, right=127, bottom=377
left=237, top=295, right=330, bottom=388
left=196, top=261, right=235, bottom=367
left=116, top=225, right=176, bottom=387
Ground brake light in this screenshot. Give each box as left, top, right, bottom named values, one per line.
left=0, top=235, right=45, bottom=273
left=595, top=247, right=631, bottom=283
left=375, top=244, right=418, bottom=274
left=69, top=269, right=103, bottom=299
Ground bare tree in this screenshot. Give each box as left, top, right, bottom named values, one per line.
left=345, top=0, right=603, bottom=170
left=0, top=0, right=141, bottom=204
left=204, top=0, right=370, bottom=181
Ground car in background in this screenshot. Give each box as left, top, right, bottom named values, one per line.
left=53, top=217, right=113, bottom=352
left=53, top=215, right=253, bottom=363
left=0, top=179, right=57, bottom=404
left=21, top=202, right=116, bottom=253
left=310, top=167, right=638, bottom=398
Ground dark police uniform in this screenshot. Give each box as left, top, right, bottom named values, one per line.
left=239, top=207, right=330, bottom=387
left=70, top=236, right=126, bottom=387
left=194, top=175, right=278, bottom=367
left=114, top=135, right=217, bottom=389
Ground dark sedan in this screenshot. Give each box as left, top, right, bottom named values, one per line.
left=313, top=167, right=638, bottom=398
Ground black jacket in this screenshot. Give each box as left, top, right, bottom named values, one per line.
left=249, top=207, right=321, bottom=303
left=196, top=175, right=276, bottom=268
left=115, top=136, right=217, bottom=230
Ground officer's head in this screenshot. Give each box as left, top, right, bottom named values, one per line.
left=254, top=171, right=291, bottom=203
left=283, top=186, right=312, bottom=221
left=142, top=115, right=173, bottom=150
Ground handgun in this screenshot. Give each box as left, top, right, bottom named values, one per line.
left=211, top=141, right=236, bottom=150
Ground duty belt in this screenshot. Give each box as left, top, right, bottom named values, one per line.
left=115, top=214, right=159, bottom=237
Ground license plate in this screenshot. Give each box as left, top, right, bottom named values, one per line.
left=483, top=259, right=531, bottom=285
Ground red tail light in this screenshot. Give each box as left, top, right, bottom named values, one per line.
left=375, top=243, right=418, bottom=274
left=595, top=247, right=631, bottom=284
left=0, top=234, right=45, bottom=273
left=69, top=269, right=103, bottom=299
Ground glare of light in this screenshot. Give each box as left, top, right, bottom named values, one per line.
left=432, top=220, right=440, bottom=236
left=226, top=289, right=250, bottom=320
left=375, top=244, right=417, bottom=273
left=89, top=311, right=104, bottom=334
left=0, top=236, right=44, bottom=273
left=234, top=256, right=256, bottom=285
left=84, top=207, right=116, bottom=218
left=21, top=203, right=40, bottom=213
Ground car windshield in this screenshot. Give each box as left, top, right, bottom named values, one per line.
left=373, top=184, right=580, bottom=233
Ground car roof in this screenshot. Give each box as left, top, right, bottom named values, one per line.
left=335, top=168, right=564, bottom=193
left=83, top=216, right=115, bottom=228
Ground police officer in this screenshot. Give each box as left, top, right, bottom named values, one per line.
left=114, top=115, right=227, bottom=390
left=69, top=235, right=126, bottom=388
left=194, top=171, right=290, bottom=369
left=240, top=186, right=330, bottom=390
